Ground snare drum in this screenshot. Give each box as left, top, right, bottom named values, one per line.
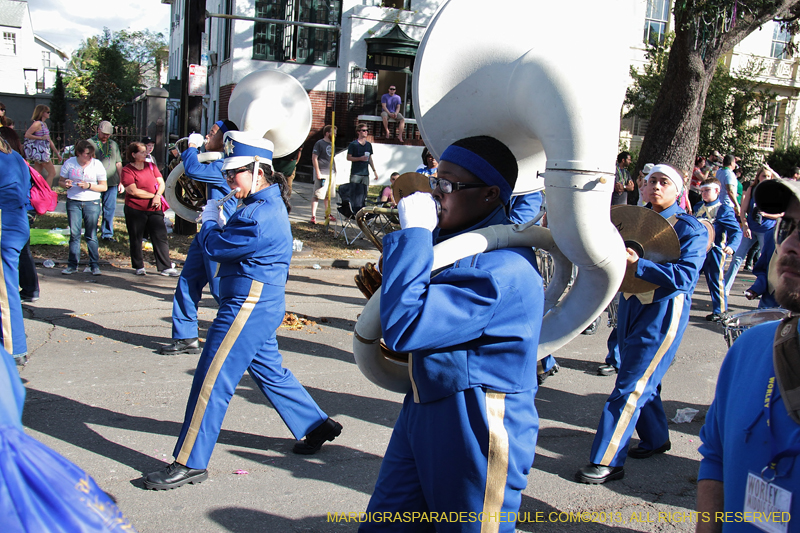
left=721, top=308, right=790, bottom=348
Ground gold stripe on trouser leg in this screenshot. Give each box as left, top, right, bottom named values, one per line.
left=717, top=259, right=726, bottom=313
left=599, top=293, right=683, bottom=466
left=0, top=211, right=12, bottom=354
left=176, top=280, right=264, bottom=465
left=481, top=390, right=509, bottom=533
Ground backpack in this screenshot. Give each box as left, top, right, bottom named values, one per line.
left=27, top=164, right=57, bottom=215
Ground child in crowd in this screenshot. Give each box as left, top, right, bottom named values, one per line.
left=693, top=177, right=742, bottom=321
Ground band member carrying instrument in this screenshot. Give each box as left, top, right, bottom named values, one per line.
left=159, top=120, right=238, bottom=355
left=360, top=136, right=543, bottom=532
left=577, top=164, right=707, bottom=484
left=143, top=131, right=341, bottom=490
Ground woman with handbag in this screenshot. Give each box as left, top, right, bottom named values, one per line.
left=120, top=142, right=179, bottom=277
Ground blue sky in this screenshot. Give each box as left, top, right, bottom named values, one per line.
left=29, top=0, right=171, bottom=54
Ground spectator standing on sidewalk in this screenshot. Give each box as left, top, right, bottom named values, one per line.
left=88, top=121, right=123, bottom=242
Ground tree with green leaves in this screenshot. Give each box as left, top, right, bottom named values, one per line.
left=625, top=35, right=773, bottom=175
left=49, top=68, right=68, bottom=127
left=635, top=0, right=800, bottom=177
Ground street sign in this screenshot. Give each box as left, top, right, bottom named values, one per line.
left=188, top=64, right=207, bottom=96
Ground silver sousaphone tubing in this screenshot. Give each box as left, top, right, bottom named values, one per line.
left=353, top=0, right=636, bottom=392
left=166, top=70, right=313, bottom=222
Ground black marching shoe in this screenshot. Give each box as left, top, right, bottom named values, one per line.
left=575, top=463, right=625, bottom=484
left=143, top=461, right=208, bottom=490
left=159, top=338, right=201, bottom=355
left=706, top=312, right=729, bottom=323
left=597, top=364, right=618, bottom=377
left=293, top=418, right=343, bottom=455
left=537, top=364, right=560, bottom=386
left=628, top=440, right=671, bottom=459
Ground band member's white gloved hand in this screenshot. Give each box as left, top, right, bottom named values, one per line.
left=201, top=199, right=221, bottom=224
left=218, top=210, right=227, bottom=227
left=188, top=133, right=205, bottom=148
left=398, top=192, right=438, bottom=231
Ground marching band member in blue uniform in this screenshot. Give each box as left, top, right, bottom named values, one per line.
left=0, top=138, right=30, bottom=366
left=361, top=136, right=543, bottom=532
left=159, top=120, right=239, bottom=355
left=144, top=132, right=341, bottom=490
left=577, top=163, right=707, bottom=484
left=693, top=177, right=742, bottom=321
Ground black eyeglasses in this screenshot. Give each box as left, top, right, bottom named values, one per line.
left=225, top=167, right=250, bottom=180
left=429, top=176, right=487, bottom=194
left=359, top=128, right=369, bottom=132
left=389, top=88, right=396, bottom=91
left=776, top=217, right=800, bottom=245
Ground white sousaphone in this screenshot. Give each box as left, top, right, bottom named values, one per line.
left=353, top=0, right=636, bottom=393
left=165, top=69, right=313, bottom=222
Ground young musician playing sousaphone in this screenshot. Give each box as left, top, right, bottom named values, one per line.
left=577, top=164, right=707, bottom=484
left=360, top=136, right=543, bottom=532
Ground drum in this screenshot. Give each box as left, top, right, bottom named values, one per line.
left=721, top=308, right=790, bottom=348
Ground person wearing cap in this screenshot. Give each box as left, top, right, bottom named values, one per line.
left=360, top=136, right=542, bottom=530
left=577, top=163, right=707, bottom=485
left=144, top=131, right=341, bottom=490
left=693, top=177, right=742, bottom=322
left=696, top=177, right=800, bottom=530
left=140, top=136, right=156, bottom=165
left=158, top=120, right=239, bottom=356
left=88, top=121, right=123, bottom=242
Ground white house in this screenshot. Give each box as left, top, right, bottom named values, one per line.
left=0, top=0, right=68, bottom=95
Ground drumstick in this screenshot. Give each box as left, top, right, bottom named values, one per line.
left=196, top=188, right=241, bottom=223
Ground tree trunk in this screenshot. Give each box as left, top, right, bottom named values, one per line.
left=636, top=27, right=720, bottom=175
left=635, top=0, right=800, bottom=176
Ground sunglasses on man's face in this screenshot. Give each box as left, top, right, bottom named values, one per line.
left=776, top=217, right=800, bottom=245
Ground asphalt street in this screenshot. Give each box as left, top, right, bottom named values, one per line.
left=16, top=216, right=758, bottom=532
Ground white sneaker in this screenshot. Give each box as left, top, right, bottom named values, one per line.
left=135, top=268, right=147, bottom=276
left=91, top=266, right=101, bottom=276
left=83, top=266, right=92, bottom=273
left=160, top=268, right=180, bottom=277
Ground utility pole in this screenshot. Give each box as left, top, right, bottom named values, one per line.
left=175, top=0, right=206, bottom=236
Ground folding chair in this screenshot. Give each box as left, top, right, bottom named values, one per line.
left=335, top=183, right=364, bottom=245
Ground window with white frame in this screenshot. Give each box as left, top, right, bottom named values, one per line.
left=758, top=101, right=781, bottom=149
left=2, top=32, right=16, bottom=55
left=222, top=0, right=233, bottom=61
left=643, top=0, right=670, bottom=47
left=771, top=22, right=792, bottom=59
left=42, top=51, right=51, bottom=68
left=253, top=0, right=342, bottom=66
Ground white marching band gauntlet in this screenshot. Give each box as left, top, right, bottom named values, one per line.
left=188, top=133, right=205, bottom=148
left=398, top=192, right=439, bottom=232
left=201, top=199, right=221, bottom=224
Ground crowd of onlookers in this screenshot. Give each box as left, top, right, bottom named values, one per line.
left=0, top=102, right=178, bottom=283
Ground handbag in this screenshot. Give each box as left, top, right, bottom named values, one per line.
left=27, top=163, right=57, bottom=215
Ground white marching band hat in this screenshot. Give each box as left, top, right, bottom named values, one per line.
left=221, top=131, right=274, bottom=171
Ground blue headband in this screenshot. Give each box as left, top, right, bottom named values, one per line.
left=215, top=120, right=229, bottom=134
left=439, top=145, right=513, bottom=204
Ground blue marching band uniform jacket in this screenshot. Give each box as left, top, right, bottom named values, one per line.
left=172, top=184, right=327, bottom=470
left=361, top=207, right=543, bottom=532
left=170, top=148, right=240, bottom=340
left=590, top=202, right=707, bottom=467
left=693, top=197, right=742, bottom=314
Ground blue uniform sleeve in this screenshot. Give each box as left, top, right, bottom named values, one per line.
left=692, top=201, right=703, bottom=216
left=181, top=148, right=227, bottom=186
left=698, top=398, right=724, bottom=481
left=197, top=216, right=261, bottom=264
left=380, top=228, right=502, bottom=353
left=716, top=204, right=742, bottom=252
left=635, top=216, right=706, bottom=293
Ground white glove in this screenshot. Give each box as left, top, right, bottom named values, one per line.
left=398, top=192, right=438, bottom=231
left=201, top=199, right=221, bottom=224
left=218, top=210, right=227, bottom=227
left=188, top=133, right=205, bottom=148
